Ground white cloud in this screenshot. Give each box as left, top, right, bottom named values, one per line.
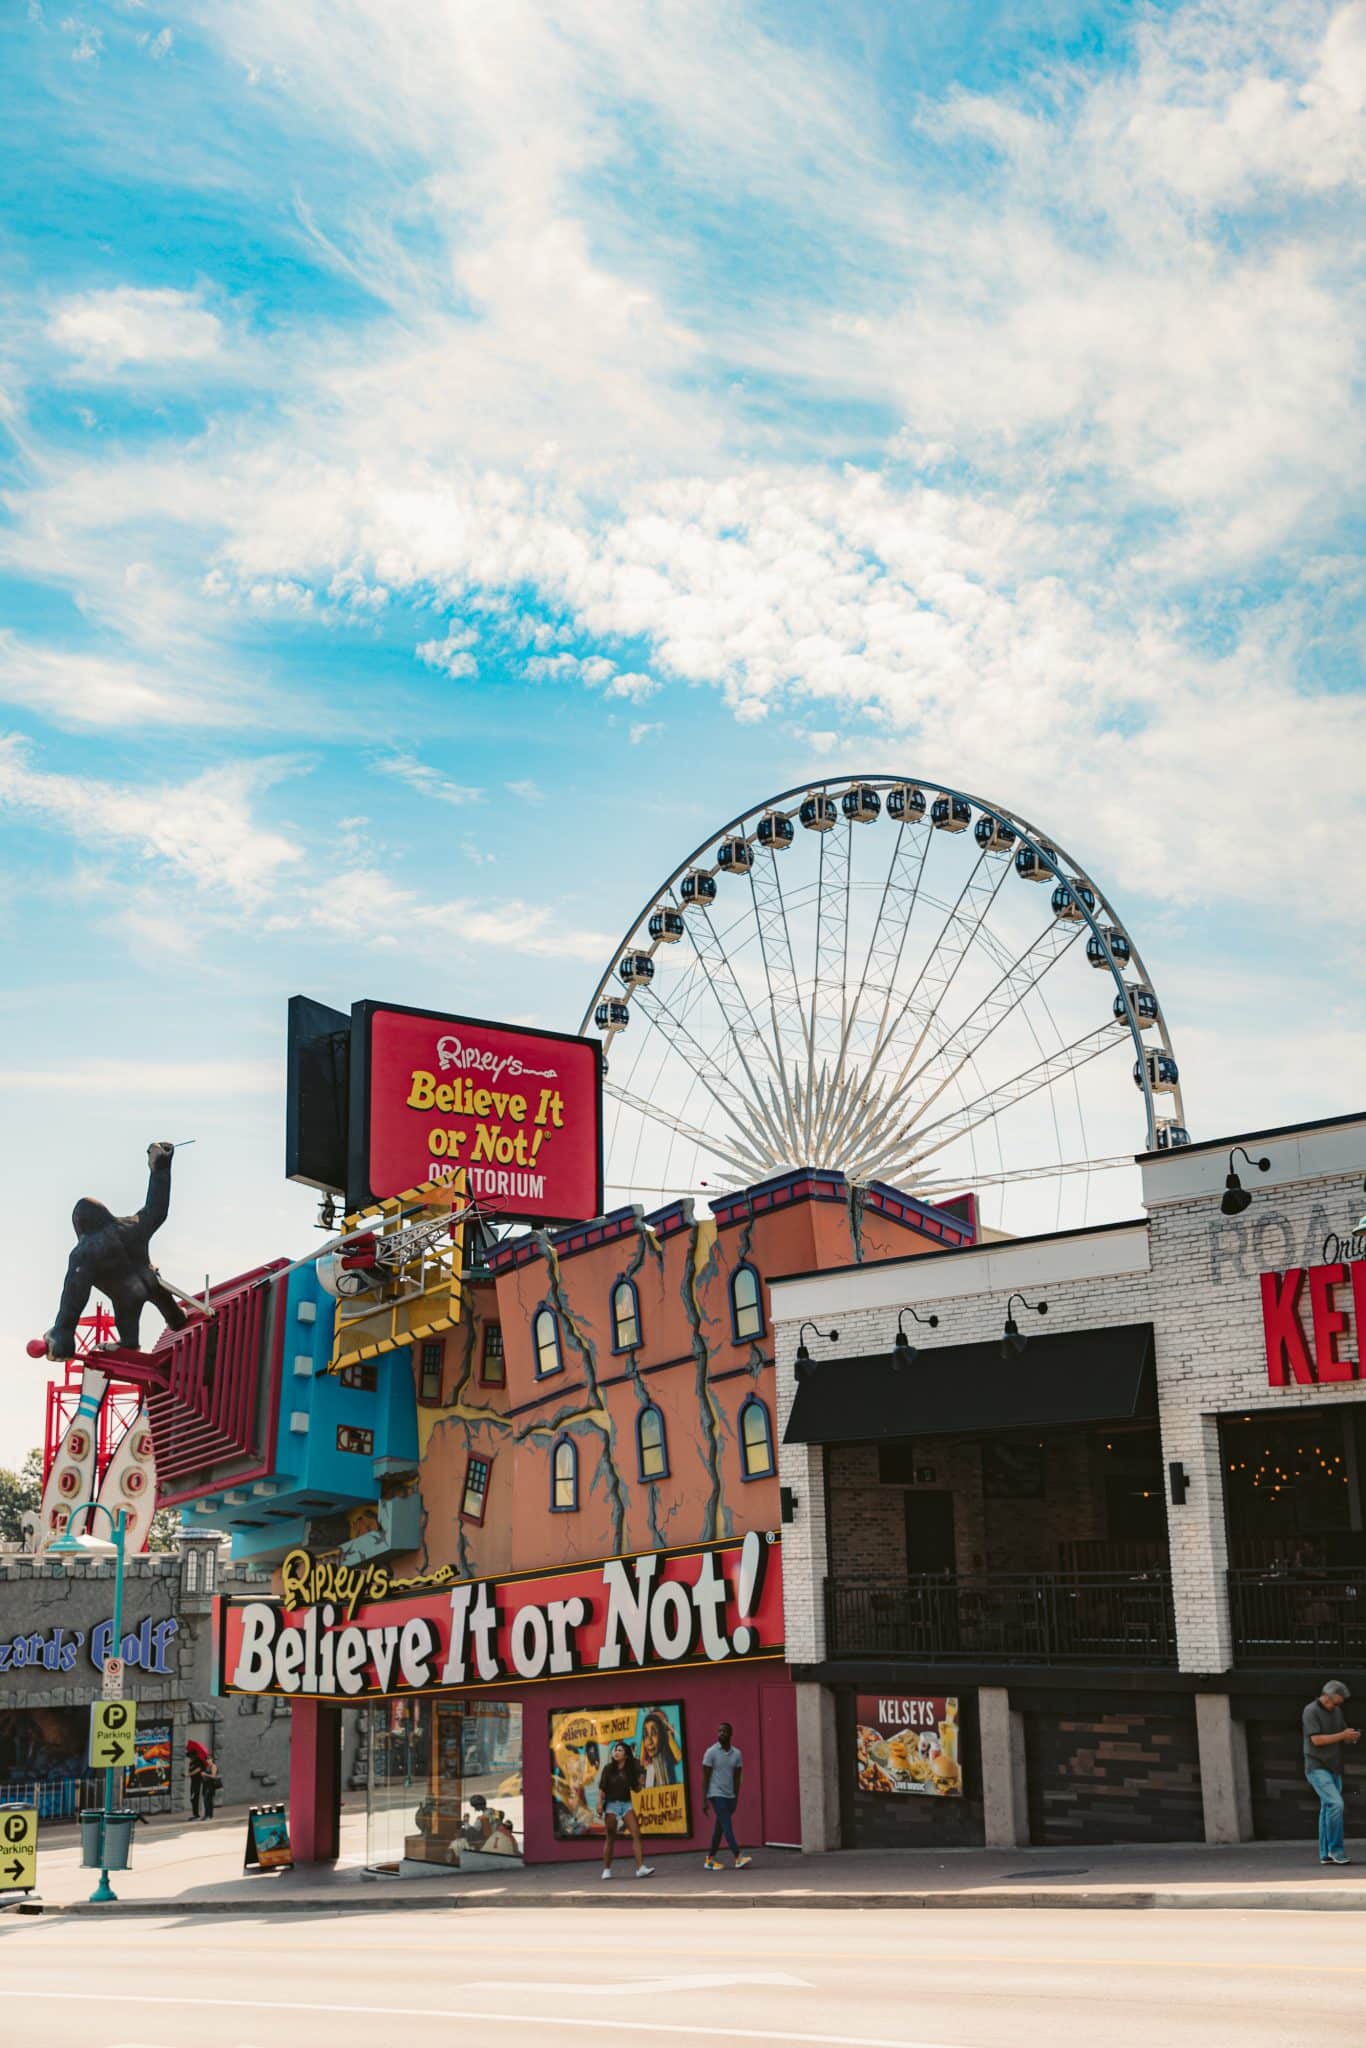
left=0, top=740, right=302, bottom=903
left=0, top=1058, right=274, bottom=1096
left=505, top=778, right=543, bottom=804
left=372, top=753, right=483, bottom=807
left=49, top=288, right=223, bottom=372
left=146, top=25, right=173, bottom=59
left=0, top=632, right=237, bottom=728
left=628, top=721, right=662, bottom=744
left=416, top=628, right=478, bottom=679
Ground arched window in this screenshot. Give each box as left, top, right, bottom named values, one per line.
left=533, top=1307, right=562, bottom=1378
left=730, top=1262, right=765, bottom=1341
left=551, top=1434, right=578, bottom=1512
left=636, top=1404, right=668, bottom=1482
left=739, top=1396, right=775, bottom=1480
left=611, top=1278, right=642, bottom=1351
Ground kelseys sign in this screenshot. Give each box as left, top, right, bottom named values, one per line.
left=1261, top=1260, right=1366, bottom=1386
left=353, top=1001, right=602, bottom=1224
left=217, top=1534, right=781, bottom=1701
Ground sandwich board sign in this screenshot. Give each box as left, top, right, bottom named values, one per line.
left=0, top=1807, right=37, bottom=1894
left=89, top=1699, right=137, bottom=1770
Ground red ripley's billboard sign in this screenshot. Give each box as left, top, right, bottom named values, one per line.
left=216, top=1533, right=782, bottom=1702
left=353, top=1001, right=602, bottom=1224
left=1261, top=1258, right=1366, bottom=1386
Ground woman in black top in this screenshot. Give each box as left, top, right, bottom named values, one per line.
left=597, top=1741, right=654, bottom=1880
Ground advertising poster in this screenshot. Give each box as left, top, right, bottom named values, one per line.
left=125, top=1720, right=172, bottom=1797
left=246, top=1806, right=294, bottom=1870
left=550, top=1703, right=689, bottom=1839
left=855, top=1696, right=961, bottom=1798
left=355, top=1001, right=602, bottom=1224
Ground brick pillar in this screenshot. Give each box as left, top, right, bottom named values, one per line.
left=979, top=1685, right=1028, bottom=1847
left=1196, top=1692, right=1253, bottom=1843
left=289, top=1699, right=342, bottom=1862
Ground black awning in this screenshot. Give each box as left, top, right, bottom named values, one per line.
left=784, top=1321, right=1155, bottom=1444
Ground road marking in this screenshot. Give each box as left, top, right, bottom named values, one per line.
left=4, top=1986, right=968, bottom=2048
left=463, top=1972, right=810, bottom=1997
left=14, top=1926, right=1366, bottom=1982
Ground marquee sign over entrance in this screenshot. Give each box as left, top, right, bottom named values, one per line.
left=217, top=1533, right=782, bottom=1702
left=1261, top=1260, right=1366, bottom=1386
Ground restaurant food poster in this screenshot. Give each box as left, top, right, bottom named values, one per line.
left=355, top=1001, right=602, bottom=1223
left=550, top=1703, right=689, bottom=1839
left=855, top=1696, right=961, bottom=1798
left=125, top=1720, right=171, bottom=1797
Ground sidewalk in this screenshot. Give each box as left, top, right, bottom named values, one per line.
left=8, top=1802, right=1366, bottom=1915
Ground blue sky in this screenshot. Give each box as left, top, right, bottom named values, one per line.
left=1, top=0, right=1363, bottom=1461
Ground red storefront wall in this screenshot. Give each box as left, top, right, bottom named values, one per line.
left=516, top=1659, right=799, bottom=1865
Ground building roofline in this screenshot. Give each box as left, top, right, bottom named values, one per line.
left=768, top=1214, right=1148, bottom=1291
left=1138, top=1109, right=1366, bottom=1164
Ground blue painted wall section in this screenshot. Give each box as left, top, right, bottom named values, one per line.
left=183, top=1263, right=419, bottom=1563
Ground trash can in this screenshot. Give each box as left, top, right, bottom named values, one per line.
left=79, top=1809, right=138, bottom=1871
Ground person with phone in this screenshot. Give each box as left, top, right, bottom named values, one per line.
left=597, top=1740, right=654, bottom=1880
left=1304, top=1679, right=1358, bottom=1864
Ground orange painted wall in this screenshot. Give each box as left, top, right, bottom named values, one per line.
left=389, top=1171, right=974, bottom=1582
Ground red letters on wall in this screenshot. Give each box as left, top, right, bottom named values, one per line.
left=1261, top=1262, right=1366, bottom=1387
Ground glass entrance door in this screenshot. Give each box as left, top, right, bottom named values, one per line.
left=364, top=1698, right=463, bottom=1873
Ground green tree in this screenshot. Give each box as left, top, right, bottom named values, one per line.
left=0, top=1447, right=42, bottom=1543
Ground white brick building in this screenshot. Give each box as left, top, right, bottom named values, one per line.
left=771, top=1111, right=1366, bottom=1853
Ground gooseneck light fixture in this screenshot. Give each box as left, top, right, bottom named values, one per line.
left=794, top=1320, right=839, bottom=1380
left=891, top=1307, right=939, bottom=1369
left=1001, top=1293, right=1048, bottom=1358
left=1221, top=1145, right=1271, bottom=1217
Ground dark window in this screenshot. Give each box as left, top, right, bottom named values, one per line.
left=462, top=1455, right=491, bottom=1524
left=533, top=1308, right=562, bottom=1378
left=739, top=1396, right=774, bottom=1479
left=637, top=1404, right=668, bottom=1481
left=339, top=1362, right=378, bottom=1392
left=551, top=1435, right=578, bottom=1512
left=337, top=1425, right=374, bottom=1456
left=612, top=1279, right=642, bottom=1351
left=731, top=1263, right=765, bottom=1341
left=481, top=1323, right=506, bottom=1385
left=418, top=1338, right=444, bottom=1404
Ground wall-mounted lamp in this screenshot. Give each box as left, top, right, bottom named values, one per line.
left=1220, top=1145, right=1270, bottom=1217
left=891, top=1307, right=939, bottom=1369
left=1169, top=1461, right=1190, bottom=1506
left=780, top=1485, right=799, bottom=1524
left=795, top=1321, right=839, bottom=1380
left=1001, top=1293, right=1047, bottom=1358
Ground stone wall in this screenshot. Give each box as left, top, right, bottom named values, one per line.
left=1022, top=1701, right=1203, bottom=1846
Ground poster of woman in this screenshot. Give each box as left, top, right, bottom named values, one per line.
left=550, top=1703, right=689, bottom=1838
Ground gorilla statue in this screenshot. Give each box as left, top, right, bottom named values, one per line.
left=43, top=1142, right=189, bottom=1360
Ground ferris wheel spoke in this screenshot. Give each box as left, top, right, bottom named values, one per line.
left=677, top=886, right=791, bottom=1114
left=602, top=1081, right=771, bottom=1180
left=895, top=915, right=1085, bottom=1112
left=888, top=1023, right=1126, bottom=1177
left=861, top=844, right=1015, bottom=1093
left=807, top=819, right=852, bottom=1074
left=748, top=851, right=813, bottom=1145
left=849, top=816, right=934, bottom=1063
left=631, top=981, right=784, bottom=1161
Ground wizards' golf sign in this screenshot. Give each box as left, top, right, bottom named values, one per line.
left=0, top=1807, right=37, bottom=1893
left=89, top=1698, right=137, bottom=1769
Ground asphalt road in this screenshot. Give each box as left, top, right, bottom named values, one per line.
left=2, top=1905, right=1362, bottom=2048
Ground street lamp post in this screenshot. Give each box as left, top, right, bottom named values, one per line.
left=48, top=1500, right=129, bottom=1904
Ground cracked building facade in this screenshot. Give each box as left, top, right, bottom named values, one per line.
left=182, top=1165, right=976, bottom=1869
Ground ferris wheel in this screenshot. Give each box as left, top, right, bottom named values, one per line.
left=580, top=776, right=1189, bottom=1230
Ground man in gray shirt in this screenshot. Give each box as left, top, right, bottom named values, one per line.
left=1303, top=1679, right=1359, bottom=1864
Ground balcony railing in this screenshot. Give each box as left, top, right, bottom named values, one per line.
left=824, top=1572, right=1177, bottom=1665
left=1229, top=1569, right=1366, bottom=1665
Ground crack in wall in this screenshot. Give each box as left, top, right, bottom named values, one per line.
left=842, top=1179, right=868, bottom=1264
left=682, top=1218, right=728, bottom=1541
left=534, top=1233, right=627, bottom=1554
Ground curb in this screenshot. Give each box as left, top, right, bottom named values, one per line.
left=25, top=1882, right=1366, bottom=1916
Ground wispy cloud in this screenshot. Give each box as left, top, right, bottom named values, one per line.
left=49, top=287, right=223, bottom=372
left=372, top=753, right=483, bottom=807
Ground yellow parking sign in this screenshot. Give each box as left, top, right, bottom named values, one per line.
left=89, top=1699, right=138, bottom=1769
left=0, top=1806, right=37, bottom=1892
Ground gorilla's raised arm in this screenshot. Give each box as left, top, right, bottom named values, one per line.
left=137, top=1141, right=175, bottom=1243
